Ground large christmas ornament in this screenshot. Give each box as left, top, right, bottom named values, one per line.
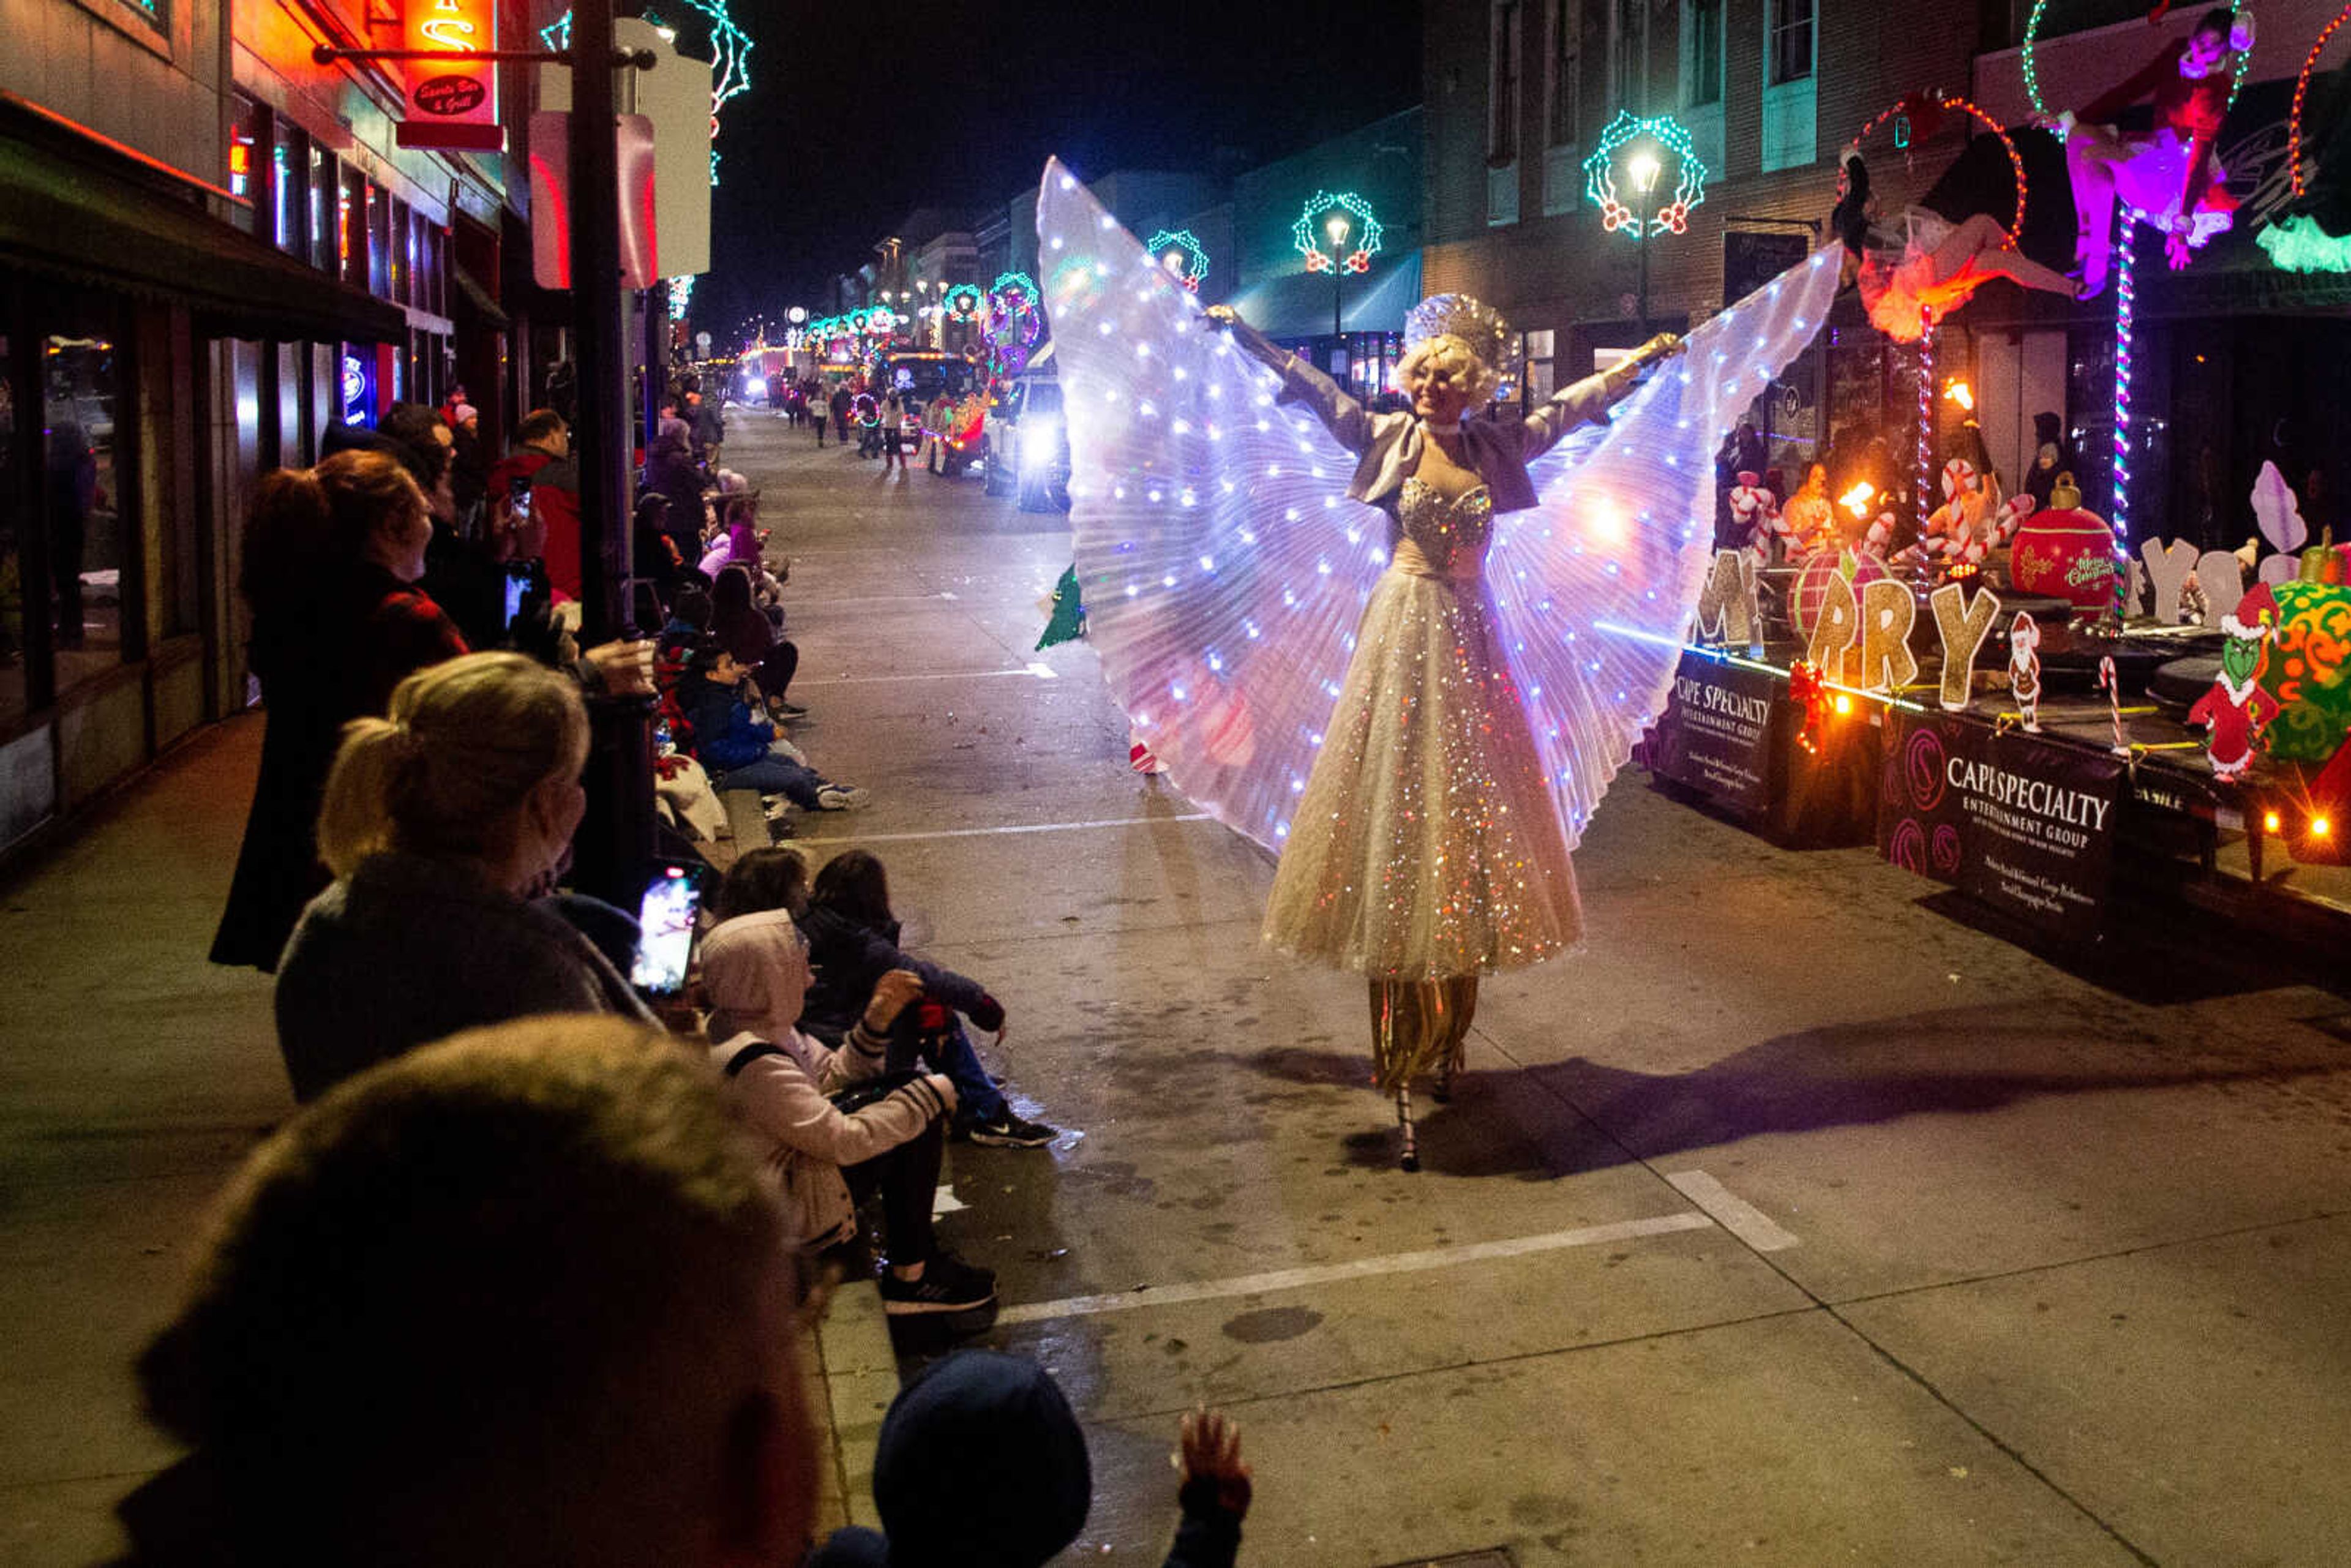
left=2009, top=471, right=2117, bottom=613
left=2256, top=579, right=2351, bottom=763
left=1792, top=546, right=1889, bottom=640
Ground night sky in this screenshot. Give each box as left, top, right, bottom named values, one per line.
left=692, top=0, right=1422, bottom=337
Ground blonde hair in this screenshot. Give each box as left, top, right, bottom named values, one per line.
left=1397, top=333, right=1501, bottom=408
left=317, top=651, right=589, bottom=877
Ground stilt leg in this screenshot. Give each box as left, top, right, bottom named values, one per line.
left=1395, top=1087, right=1420, bottom=1172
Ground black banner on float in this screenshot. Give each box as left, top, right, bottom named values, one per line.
left=1649, top=651, right=1779, bottom=819
left=1877, top=712, right=2125, bottom=940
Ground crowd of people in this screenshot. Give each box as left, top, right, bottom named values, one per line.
left=768, top=373, right=986, bottom=475
left=174, top=376, right=1155, bottom=1566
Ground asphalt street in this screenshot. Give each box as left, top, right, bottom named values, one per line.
left=2, top=404, right=2348, bottom=1565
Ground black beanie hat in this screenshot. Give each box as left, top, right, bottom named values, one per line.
left=871, top=1351, right=1091, bottom=1567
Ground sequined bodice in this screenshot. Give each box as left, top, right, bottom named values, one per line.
left=1396, top=478, right=1494, bottom=581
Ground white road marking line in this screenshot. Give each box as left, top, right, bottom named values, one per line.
left=1026, top=661, right=1060, bottom=679
left=1665, top=1171, right=1801, bottom=1251
left=794, top=812, right=1212, bottom=847
left=995, top=1213, right=1714, bottom=1326
left=791, top=667, right=1051, bottom=687
left=813, top=592, right=964, bottom=607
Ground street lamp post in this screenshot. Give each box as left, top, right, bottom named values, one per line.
left=1629, top=148, right=1662, bottom=335
left=1325, top=213, right=1350, bottom=364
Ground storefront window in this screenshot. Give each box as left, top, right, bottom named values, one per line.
left=389, top=197, right=411, bottom=306
left=368, top=184, right=392, bottom=300
left=270, top=119, right=306, bottom=258
left=229, top=94, right=261, bottom=233
left=307, top=146, right=330, bottom=271
left=44, top=303, right=126, bottom=691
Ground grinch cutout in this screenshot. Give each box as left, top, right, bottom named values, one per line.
left=2186, top=585, right=2282, bottom=779
left=2009, top=611, right=2044, bottom=732
left=1729, top=471, right=1782, bottom=565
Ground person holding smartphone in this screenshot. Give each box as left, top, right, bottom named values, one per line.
left=273, top=653, right=656, bottom=1102
left=702, top=907, right=998, bottom=1321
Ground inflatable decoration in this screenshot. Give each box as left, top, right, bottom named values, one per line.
left=2257, top=579, right=2351, bottom=763
left=2009, top=471, right=2117, bottom=613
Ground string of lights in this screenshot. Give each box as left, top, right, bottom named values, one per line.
left=538, top=4, right=752, bottom=185
left=2109, top=207, right=2140, bottom=628
left=2290, top=2, right=2351, bottom=199
left=1580, top=111, right=1709, bottom=237
left=1145, top=229, right=1212, bottom=291
left=1291, top=192, right=1383, bottom=272
left=2022, top=0, right=2254, bottom=117
left=1854, top=94, right=2026, bottom=247
left=1914, top=306, right=1938, bottom=527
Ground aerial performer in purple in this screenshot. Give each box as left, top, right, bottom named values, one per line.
left=1037, top=158, right=1840, bottom=1169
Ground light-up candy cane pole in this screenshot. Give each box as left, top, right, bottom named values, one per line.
left=1914, top=304, right=1938, bottom=531
left=2107, top=207, right=2139, bottom=631
left=1850, top=95, right=2024, bottom=539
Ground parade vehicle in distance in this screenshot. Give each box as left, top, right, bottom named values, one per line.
left=982, top=345, right=1070, bottom=513
left=874, top=349, right=981, bottom=414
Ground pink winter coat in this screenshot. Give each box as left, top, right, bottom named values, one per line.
left=701, top=911, right=952, bottom=1248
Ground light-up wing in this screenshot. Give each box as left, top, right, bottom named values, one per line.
left=1040, top=157, right=1393, bottom=853
left=1488, top=246, right=1843, bottom=847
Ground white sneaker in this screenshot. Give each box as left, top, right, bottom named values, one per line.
left=816, top=784, right=869, bottom=811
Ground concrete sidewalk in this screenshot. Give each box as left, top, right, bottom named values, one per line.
left=7, top=408, right=2350, bottom=1566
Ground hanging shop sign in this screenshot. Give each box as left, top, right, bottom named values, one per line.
left=527, top=111, right=661, bottom=289
left=397, top=0, right=502, bottom=151
left=1877, top=713, right=2124, bottom=941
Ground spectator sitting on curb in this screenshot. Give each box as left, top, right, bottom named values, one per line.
left=678, top=642, right=867, bottom=825
left=121, top=1016, right=821, bottom=1568
left=274, top=652, right=654, bottom=1101
left=700, top=882, right=999, bottom=1322
left=711, top=563, right=803, bottom=722
left=800, top=849, right=1057, bottom=1149
left=806, top=1351, right=1250, bottom=1568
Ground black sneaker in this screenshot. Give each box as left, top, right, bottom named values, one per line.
left=878, top=1253, right=999, bottom=1316
left=962, top=1111, right=1058, bottom=1149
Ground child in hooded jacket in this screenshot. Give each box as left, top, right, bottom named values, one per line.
left=799, top=850, right=1056, bottom=1148
left=701, top=899, right=997, bottom=1319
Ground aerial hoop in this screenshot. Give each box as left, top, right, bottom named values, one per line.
left=2290, top=3, right=2351, bottom=198
left=2022, top=0, right=2257, bottom=118
left=1854, top=92, right=2028, bottom=248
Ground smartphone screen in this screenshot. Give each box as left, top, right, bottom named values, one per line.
left=629, top=865, right=703, bottom=996
left=502, top=571, right=528, bottom=630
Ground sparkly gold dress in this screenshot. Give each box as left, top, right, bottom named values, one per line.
left=1262, top=477, right=1583, bottom=1089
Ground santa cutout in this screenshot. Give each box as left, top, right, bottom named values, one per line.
left=2009, top=611, right=2044, bottom=732
left=2186, top=583, right=2282, bottom=779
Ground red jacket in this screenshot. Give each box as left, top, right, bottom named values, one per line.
left=486, top=448, right=585, bottom=602
left=2078, top=38, right=2233, bottom=220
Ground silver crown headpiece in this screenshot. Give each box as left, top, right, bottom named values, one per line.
left=1403, top=293, right=1520, bottom=386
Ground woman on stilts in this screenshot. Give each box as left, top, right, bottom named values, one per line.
left=1040, top=158, right=1841, bottom=1171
